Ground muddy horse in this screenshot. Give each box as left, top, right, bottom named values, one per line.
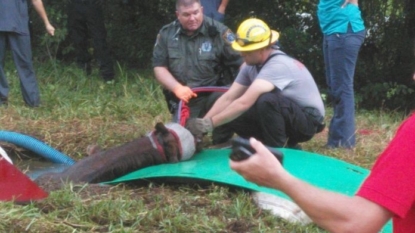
left=35, top=122, right=197, bottom=185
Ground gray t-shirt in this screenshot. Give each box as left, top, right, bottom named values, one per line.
left=235, top=51, right=325, bottom=117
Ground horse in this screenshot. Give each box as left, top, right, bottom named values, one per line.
left=35, top=122, right=196, bottom=186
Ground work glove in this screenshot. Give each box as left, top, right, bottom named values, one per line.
left=186, top=118, right=213, bottom=136
left=172, top=84, right=197, bottom=103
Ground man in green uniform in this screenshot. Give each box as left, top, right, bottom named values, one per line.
left=152, top=0, right=242, bottom=145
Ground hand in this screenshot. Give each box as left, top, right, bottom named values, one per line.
left=172, top=84, right=197, bottom=103
left=194, top=134, right=205, bottom=152
left=230, top=138, right=286, bottom=189
left=342, top=0, right=358, bottom=8
left=413, top=72, right=415, bottom=81
left=45, top=24, right=55, bottom=36
left=185, top=118, right=213, bottom=136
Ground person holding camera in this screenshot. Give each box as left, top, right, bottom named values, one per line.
left=186, top=18, right=325, bottom=149
left=230, top=113, right=415, bottom=233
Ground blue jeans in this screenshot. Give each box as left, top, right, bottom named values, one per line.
left=323, top=27, right=365, bottom=148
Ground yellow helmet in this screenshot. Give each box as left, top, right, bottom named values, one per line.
left=232, top=18, right=280, bottom=52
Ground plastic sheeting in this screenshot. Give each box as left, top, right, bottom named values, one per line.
left=106, top=148, right=392, bottom=233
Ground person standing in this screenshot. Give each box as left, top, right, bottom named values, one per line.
left=318, top=0, right=366, bottom=148
left=67, top=0, right=115, bottom=82
left=200, top=0, right=229, bottom=23
left=0, top=0, right=55, bottom=107
left=152, top=0, right=242, bottom=145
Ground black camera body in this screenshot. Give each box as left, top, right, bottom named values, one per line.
left=230, top=137, right=284, bottom=164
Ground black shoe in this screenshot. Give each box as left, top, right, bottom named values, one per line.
left=287, top=143, right=302, bottom=150
left=0, top=96, right=8, bottom=107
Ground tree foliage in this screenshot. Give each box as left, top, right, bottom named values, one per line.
left=29, top=0, right=415, bottom=110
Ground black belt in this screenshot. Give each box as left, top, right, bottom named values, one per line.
left=303, top=107, right=325, bottom=133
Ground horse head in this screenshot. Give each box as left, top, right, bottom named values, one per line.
left=150, top=122, right=196, bottom=163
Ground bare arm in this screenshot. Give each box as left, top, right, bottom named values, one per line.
left=31, top=0, right=55, bottom=36
left=204, top=82, right=247, bottom=119
left=154, top=66, right=196, bottom=102
left=154, top=67, right=182, bottom=91
left=207, top=79, right=274, bottom=127
left=230, top=138, right=393, bottom=233
left=218, top=0, right=229, bottom=14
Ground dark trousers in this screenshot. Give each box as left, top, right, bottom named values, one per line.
left=67, top=0, right=114, bottom=80
left=0, top=32, right=40, bottom=106
left=171, top=92, right=233, bottom=145
left=229, top=89, right=317, bottom=147
left=190, top=92, right=233, bottom=144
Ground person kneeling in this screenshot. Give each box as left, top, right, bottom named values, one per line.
left=186, top=18, right=325, bottom=149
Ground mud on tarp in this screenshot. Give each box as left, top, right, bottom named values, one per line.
left=105, top=148, right=392, bottom=233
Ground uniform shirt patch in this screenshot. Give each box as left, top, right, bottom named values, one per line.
left=223, top=29, right=236, bottom=44
left=201, top=42, right=212, bottom=52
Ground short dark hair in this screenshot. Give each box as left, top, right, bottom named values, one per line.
left=176, top=0, right=201, bottom=11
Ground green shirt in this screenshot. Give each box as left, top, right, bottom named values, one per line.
left=152, top=17, right=242, bottom=88
left=317, top=0, right=365, bottom=35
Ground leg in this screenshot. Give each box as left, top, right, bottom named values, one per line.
left=186, top=92, right=234, bottom=145
left=189, top=92, right=233, bottom=145
left=325, top=28, right=365, bottom=148
left=230, top=89, right=315, bottom=147
left=8, top=33, right=40, bottom=107
left=68, top=2, right=92, bottom=73
left=87, top=4, right=114, bottom=81
left=0, top=32, right=9, bottom=104
left=203, top=92, right=234, bottom=145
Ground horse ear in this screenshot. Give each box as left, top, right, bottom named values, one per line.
left=155, top=122, right=169, bottom=134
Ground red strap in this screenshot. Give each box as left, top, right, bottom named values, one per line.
left=178, top=86, right=229, bottom=126
left=148, top=132, right=167, bottom=161
left=180, top=103, right=190, bottom=126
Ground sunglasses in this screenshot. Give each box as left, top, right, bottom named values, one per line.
left=236, top=32, right=272, bottom=47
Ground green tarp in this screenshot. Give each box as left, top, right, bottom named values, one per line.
left=106, top=148, right=392, bottom=233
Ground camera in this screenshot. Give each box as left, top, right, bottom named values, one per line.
left=230, top=137, right=283, bottom=164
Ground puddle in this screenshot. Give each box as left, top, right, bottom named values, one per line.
left=4, top=152, right=71, bottom=180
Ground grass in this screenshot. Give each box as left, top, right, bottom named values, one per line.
left=0, top=58, right=408, bottom=232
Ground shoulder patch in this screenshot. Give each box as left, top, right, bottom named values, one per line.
left=159, top=20, right=178, bottom=34
left=154, top=33, right=161, bottom=47
left=222, top=29, right=236, bottom=44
